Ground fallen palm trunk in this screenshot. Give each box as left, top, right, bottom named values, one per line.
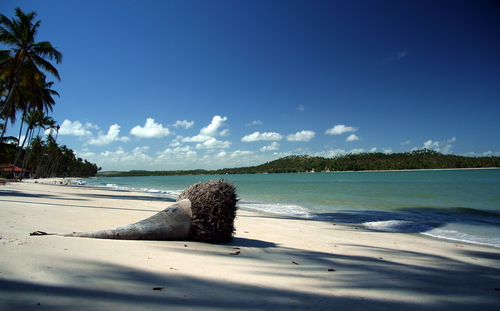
left=31, top=179, right=239, bottom=243
left=177, top=179, right=239, bottom=243
left=66, top=199, right=192, bottom=240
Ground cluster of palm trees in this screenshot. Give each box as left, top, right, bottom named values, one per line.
left=1, top=8, right=100, bottom=179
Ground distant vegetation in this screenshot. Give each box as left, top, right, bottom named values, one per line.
left=98, top=149, right=500, bottom=177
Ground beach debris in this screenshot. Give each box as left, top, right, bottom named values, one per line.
left=153, top=287, right=165, bottom=291
left=229, top=251, right=241, bottom=255
left=292, top=261, right=299, bottom=265
left=327, top=269, right=336, bottom=271
left=33, top=179, right=239, bottom=243
left=30, top=231, right=50, bottom=236
left=177, top=179, right=239, bottom=243
left=65, top=199, right=192, bottom=240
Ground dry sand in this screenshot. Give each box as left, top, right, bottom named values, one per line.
left=0, top=179, right=499, bottom=310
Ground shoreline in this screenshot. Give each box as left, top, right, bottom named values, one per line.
left=93, top=166, right=500, bottom=177
left=64, top=174, right=500, bottom=249
left=18, top=178, right=500, bottom=248
left=1, top=180, right=500, bottom=310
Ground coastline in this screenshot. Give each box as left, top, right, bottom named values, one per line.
left=1, top=179, right=499, bottom=310
left=95, top=166, right=500, bottom=178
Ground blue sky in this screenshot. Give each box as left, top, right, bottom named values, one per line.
left=2, top=1, right=499, bottom=171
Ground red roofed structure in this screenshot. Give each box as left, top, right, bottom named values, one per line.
left=1, top=164, right=30, bottom=178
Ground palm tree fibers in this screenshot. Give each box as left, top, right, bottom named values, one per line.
left=178, top=179, right=239, bottom=243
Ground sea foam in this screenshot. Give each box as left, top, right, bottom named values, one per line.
left=363, top=220, right=434, bottom=233
left=239, top=202, right=315, bottom=218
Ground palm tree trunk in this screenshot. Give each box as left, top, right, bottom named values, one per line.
left=10, top=120, right=31, bottom=178
left=18, top=129, right=35, bottom=180
left=0, top=62, right=24, bottom=142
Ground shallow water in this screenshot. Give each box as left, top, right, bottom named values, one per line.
left=76, top=169, right=500, bottom=247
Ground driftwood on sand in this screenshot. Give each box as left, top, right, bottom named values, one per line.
left=31, top=179, right=239, bottom=243
left=66, top=199, right=192, bottom=240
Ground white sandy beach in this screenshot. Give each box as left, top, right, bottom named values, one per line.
left=1, top=179, right=499, bottom=310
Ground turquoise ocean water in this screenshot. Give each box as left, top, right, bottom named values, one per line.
left=75, top=169, right=500, bottom=248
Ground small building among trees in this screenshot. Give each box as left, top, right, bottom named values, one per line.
left=1, top=164, right=30, bottom=179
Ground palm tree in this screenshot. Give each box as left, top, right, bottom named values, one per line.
left=0, top=7, right=62, bottom=140
left=14, top=75, right=58, bottom=150
left=0, top=121, right=18, bottom=163
left=12, top=109, right=42, bottom=179
left=33, top=118, right=58, bottom=178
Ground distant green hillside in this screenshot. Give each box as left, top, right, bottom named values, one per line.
left=97, top=149, right=499, bottom=177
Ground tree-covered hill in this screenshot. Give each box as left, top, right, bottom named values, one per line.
left=99, top=149, right=500, bottom=177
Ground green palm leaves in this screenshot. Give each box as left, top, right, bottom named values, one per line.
left=0, top=7, right=62, bottom=139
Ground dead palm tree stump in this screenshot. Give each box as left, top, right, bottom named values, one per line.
left=177, top=179, right=239, bottom=243
left=46, top=179, right=238, bottom=243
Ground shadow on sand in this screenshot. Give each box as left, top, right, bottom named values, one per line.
left=1, top=237, right=499, bottom=311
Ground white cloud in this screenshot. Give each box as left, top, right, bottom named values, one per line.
left=296, top=105, right=305, bottom=111
left=87, top=147, right=153, bottom=169
left=349, top=148, right=367, bottom=154
left=380, top=51, right=408, bottom=66
left=157, top=146, right=192, bottom=156
left=260, top=142, right=280, bottom=151
left=314, top=148, right=347, bottom=158
left=182, top=135, right=212, bottom=142
left=201, top=150, right=259, bottom=168
left=401, top=140, right=411, bottom=146
left=200, top=115, right=227, bottom=137
left=195, top=137, right=232, bottom=149
left=59, top=119, right=98, bottom=136
left=346, top=134, right=360, bottom=142
left=245, top=120, right=263, bottom=126
left=241, top=132, right=283, bottom=142
left=325, top=125, right=358, bottom=135
left=130, top=118, right=172, bottom=138
left=383, top=148, right=392, bottom=154
left=169, top=141, right=182, bottom=147
left=320, top=147, right=374, bottom=155
left=75, top=148, right=95, bottom=158
left=155, top=146, right=199, bottom=165
left=315, top=148, right=374, bottom=157
left=82, top=145, right=274, bottom=171
left=86, top=124, right=130, bottom=146
left=182, top=115, right=228, bottom=143
left=171, top=120, right=194, bottom=129
left=229, top=150, right=255, bottom=158
left=286, top=130, right=315, bottom=142
left=423, top=140, right=440, bottom=149
left=463, top=150, right=500, bottom=157
left=214, top=151, right=227, bottom=158
left=422, top=137, right=456, bottom=153
left=132, top=146, right=150, bottom=154
left=396, top=51, right=407, bottom=60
